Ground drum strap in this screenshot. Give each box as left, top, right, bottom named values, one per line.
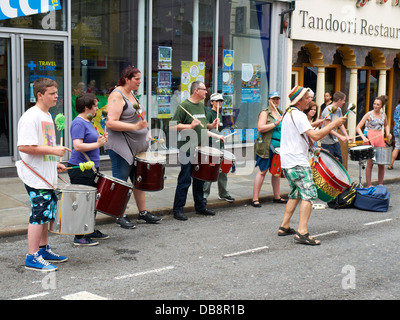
left=21, top=160, right=56, bottom=190
left=287, top=110, right=316, bottom=152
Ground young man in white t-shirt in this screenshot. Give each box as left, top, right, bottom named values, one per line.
left=16, top=78, right=71, bottom=271
left=278, top=86, right=346, bottom=245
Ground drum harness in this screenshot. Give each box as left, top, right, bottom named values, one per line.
left=282, top=106, right=319, bottom=158
left=21, top=159, right=56, bottom=190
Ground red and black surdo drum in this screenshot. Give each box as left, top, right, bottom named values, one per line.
left=220, top=150, right=236, bottom=174
left=192, top=146, right=223, bottom=182
left=134, top=152, right=166, bottom=191
left=94, top=173, right=133, bottom=218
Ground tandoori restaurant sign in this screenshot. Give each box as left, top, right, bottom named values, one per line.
left=291, top=0, right=400, bottom=50
left=0, top=0, right=61, bottom=21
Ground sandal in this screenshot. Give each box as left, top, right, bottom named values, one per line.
left=278, top=226, right=296, bottom=236
left=251, top=200, right=262, bottom=208
left=388, top=165, right=393, bottom=170
left=294, top=232, right=320, bottom=246
left=273, top=198, right=287, bottom=204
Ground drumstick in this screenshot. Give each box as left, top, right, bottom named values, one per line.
left=354, top=133, right=383, bottom=142
left=215, top=131, right=237, bottom=142
left=344, top=104, right=356, bottom=117
left=55, top=113, right=65, bottom=162
left=323, top=105, right=338, bottom=120
left=81, top=151, right=97, bottom=173
left=133, top=102, right=144, bottom=120
left=101, top=109, right=108, bottom=135
left=66, top=161, right=95, bottom=172
left=179, top=105, right=204, bottom=128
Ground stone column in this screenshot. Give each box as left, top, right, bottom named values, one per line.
left=316, top=66, right=325, bottom=118
left=348, top=68, right=358, bottom=138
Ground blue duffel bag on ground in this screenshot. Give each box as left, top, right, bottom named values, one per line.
left=353, top=185, right=390, bottom=212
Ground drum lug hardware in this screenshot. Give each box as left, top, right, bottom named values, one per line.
left=147, top=164, right=151, bottom=170
left=96, top=193, right=101, bottom=200
left=110, top=183, right=115, bottom=191
left=72, top=201, right=78, bottom=211
left=86, top=193, right=91, bottom=201
left=137, top=176, right=142, bottom=182
left=84, top=224, right=89, bottom=231
left=194, top=165, right=199, bottom=171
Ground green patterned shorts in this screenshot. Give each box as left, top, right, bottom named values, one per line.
left=283, top=166, right=317, bottom=202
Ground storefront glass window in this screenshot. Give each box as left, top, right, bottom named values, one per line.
left=0, top=0, right=66, bottom=31
left=151, top=0, right=215, bottom=148
left=0, top=38, right=11, bottom=157
left=71, top=0, right=140, bottom=154
left=218, top=0, right=271, bottom=142
left=71, top=0, right=272, bottom=152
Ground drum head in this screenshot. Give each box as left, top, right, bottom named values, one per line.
left=350, top=145, right=373, bottom=151
left=319, top=151, right=350, bottom=184
left=223, top=150, right=236, bottom=160
left=135, top=152, right=166, bottom=164
left=196, top=146, right=223, bottom=157
left=96, top=173, right=133, bottom=188
left=57, top=184, right=97, bottom=192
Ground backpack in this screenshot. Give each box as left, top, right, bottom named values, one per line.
left=353, top=185, right=390, bottom=212
left=327, top=183, right=357, bottom=209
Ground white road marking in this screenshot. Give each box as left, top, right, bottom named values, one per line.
left=13, top=292, right=49, bottom=300
left=114, top=265, right=175, bottom=280
left=223, top=246, right=269, bottom=258
left=62, top=291, right=109, bottom=300
left=364, top=218, right=392, bottom=226
left=312, top=230, right=339, bottom=238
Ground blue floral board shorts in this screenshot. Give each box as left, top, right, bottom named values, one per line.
left=24, top=185, right=58, bottom=225
left=283, top=166, right=318, bottom=202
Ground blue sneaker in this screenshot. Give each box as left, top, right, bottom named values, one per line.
left=38, top=245, right=68, bottom=263
left=25, top=252, right=58, bottom=272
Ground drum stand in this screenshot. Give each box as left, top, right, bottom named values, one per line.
left=356, top=160, right=366, bottom=188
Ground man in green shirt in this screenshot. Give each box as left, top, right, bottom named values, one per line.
left=170, top=81, right=224, bottom=221
left=203, top=93, right=235, bottom=203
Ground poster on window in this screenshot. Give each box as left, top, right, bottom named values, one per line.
left=158, top=46, right=172, bottom=70
left=222, top=95, right=233, bottom=116
left=181, top=61, right=206, bottom=102
left=223, top=50, right=234, bottom=71
left=222, top=72, right=233, bottom=94
left=157, top=71, right=172, bottom=119
left=241, top=63, right=261, bottom=103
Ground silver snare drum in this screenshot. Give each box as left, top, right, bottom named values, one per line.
left=374, top=147, right=392, bottom=165
left=49, top=185, right=97, bottom=235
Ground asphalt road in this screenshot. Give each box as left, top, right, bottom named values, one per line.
left=1, top=183, right=399, bottom=305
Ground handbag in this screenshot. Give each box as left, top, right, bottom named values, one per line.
left=269, top=146, right=284, bottom=178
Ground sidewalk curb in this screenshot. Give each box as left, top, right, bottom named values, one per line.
left=2, top=177, right=400, bottom=238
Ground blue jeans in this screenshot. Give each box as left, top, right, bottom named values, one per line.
left=321, top=142, right=343, bottom=164
left=173, top=152, right=206, bottom=214
left=107, top=149, right=135, bottom=183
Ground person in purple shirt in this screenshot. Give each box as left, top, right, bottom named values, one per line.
left=68, top=93, right=108, bottom=246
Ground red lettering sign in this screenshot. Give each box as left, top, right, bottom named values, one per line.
left=356, top=0, right=370, bottom=8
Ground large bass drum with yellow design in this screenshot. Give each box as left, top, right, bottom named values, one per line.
left=310, top=149, right=351, bottom=202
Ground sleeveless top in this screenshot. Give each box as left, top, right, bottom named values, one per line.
left=365, top=111, right=386, bottom=147
left=366, top=111, right=385, bottom=131
left=104, top=88, right=148, bottom=165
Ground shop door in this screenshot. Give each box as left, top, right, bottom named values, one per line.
left=0, top=33, right=67, bottom=166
